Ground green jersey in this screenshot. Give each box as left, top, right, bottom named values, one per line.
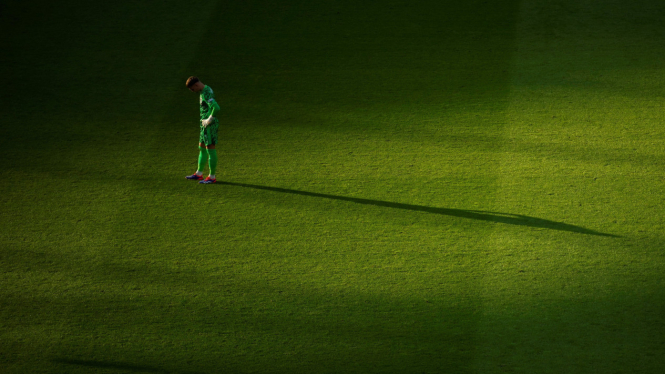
left=199, top=85, right=220, bottom=121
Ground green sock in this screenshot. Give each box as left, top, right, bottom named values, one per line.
left=208, top=149, right=218, bottom=176
left=197, top=146, right=208, bottom=173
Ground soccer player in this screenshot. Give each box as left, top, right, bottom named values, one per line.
left=185, top=76, right=220, bottom=184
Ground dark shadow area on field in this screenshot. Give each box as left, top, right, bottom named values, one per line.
left=9, top=245, right=489, bottom=373
left=218, top=181, right=619, bottom=237
left=9, top=236, right=664, bottom=373
left=153, top=0, right=525, bottom=146
left=53, top=358, right=207, bottom=374
left=37, top=291, right=480, bottom=374
left=26, top=252, right=665, bottom=374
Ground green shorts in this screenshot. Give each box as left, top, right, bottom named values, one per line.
left=199, top=121, right=219, bottom=146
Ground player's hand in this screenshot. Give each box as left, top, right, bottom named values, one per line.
left=202, top=116, right=215, bottom=127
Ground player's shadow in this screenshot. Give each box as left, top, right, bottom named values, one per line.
left=218, top=181, right=620, bottom=238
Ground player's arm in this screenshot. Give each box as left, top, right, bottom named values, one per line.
left=202, top=99, right=220, bottom=127
left=209, top=100, right=220, bottom=118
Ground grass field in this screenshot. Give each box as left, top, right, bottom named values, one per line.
left=1, top=0, right=664, bottom=373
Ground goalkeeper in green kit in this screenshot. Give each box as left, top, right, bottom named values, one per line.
left=185, top=76, right=220, bottom=184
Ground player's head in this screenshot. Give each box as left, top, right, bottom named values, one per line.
left=186, top=76, right=205, bottom=92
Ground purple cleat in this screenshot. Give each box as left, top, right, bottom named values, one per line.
left=199, top=177, right=216, bottom=184
left=186, top=174, right=204, bottom=180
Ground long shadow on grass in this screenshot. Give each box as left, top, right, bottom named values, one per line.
left=219, top=181, right=619, bottom=237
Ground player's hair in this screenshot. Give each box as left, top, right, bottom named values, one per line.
left=186, top=76, right=200, bottom=88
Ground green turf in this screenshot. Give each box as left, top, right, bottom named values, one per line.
left=1, top=0, right=664, bottom=373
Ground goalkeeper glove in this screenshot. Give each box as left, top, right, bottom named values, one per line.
left=202, top=116, right=215, bottom=127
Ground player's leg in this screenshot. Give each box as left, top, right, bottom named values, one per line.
left=186, top=129, right=209, bottom=180
left=199, top=123, right=219, bottom=184
left=196, top=143, right=209, bottom=174
left=186, top=144, right=207, bottom=180
left=207, top=146, right=217, bottom=178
